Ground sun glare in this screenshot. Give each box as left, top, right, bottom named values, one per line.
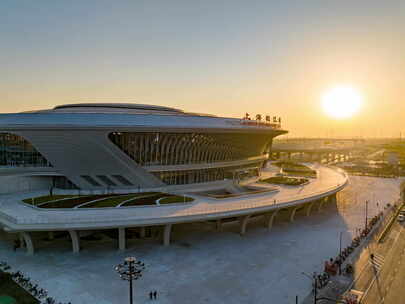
left=322, top=86, right=363, bottom=119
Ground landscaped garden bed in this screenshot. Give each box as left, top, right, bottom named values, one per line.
left=81, top=194, right=141, bottom=208
left=23, top=192, right=194, bottom=208
left=261, top=176, right=308, bottom=186
left=39, top=194, right=113, bottom=208
left=272, top=161, right=317, bottom=177
left=22, top=195, right=75, bottom=206
left=158, top=195, right=194, bottom=204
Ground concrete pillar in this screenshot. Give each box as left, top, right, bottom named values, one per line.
left=329, top=193, right=337, bottom=204
left=68, top=230, right=80, bottom=253
left=289, top=206, right=300, bottom=222
left=215, top=219, right=223, bottom=232
left=264, top=210, right=279, bottom=231
left=19, top=233, right=25, bottom=248
left=140, top=227, right=146, bottom=238
left=305, top=202, right=314, bottom=217
left=239, top=215, right=251, bottom=236
left=21, top=232, right=34, bottom=255
left=48, top=231, right=54, bottom=240
left=318, top=199, right=326, bottom=212
left=118, top=228, right=126, bottom=251
left=163, top=224, right=172, bottom=246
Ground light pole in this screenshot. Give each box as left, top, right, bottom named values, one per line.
left=365, top=200, right=369, bottom=230
left=339, top=231, right=343, bottom=275
left=115, top=257, right=145, bottom=304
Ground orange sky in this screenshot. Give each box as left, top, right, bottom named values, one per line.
left=1, top=1, right=404, bottom=138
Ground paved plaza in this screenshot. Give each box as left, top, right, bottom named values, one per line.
left=0, top=176, right=402, bottom=304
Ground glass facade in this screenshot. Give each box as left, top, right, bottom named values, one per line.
left=152, top=163, right=262, bottom=185
left=0, top=133, right=52, bottom=167
left=109, top=132, right=270, bottom=166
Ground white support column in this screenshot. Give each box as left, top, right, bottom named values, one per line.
left=118, top=228, right=126, bottom=251
left=305, top=202, right=314, bottom=217
left=163, top=224, right=172, bottom=246
left=239, top=215, right=251, bottom=236
left=68, top=230, right=80, bottom=253
left=139, top=227, right=146, bottom=238
left=289, top=206, right=300, bottom=222
left=215, top=219, right=223, bottom=232
left=264, top=210, right=279, bottom=231
left=318, top=198, right=326, bottom=212
left=21, top=232, right=34, bottom=255
left=19, top=233, right=25, bottom=248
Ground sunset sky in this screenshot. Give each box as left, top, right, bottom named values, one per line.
left=1, top=1, right=404, bottom=138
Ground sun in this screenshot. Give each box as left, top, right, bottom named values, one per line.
left=321, top=86, right=363, bottom=119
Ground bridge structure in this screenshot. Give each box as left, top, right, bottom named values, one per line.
left=270, top=147, right=357, bottom=164
left=0, top=165, right=348, bottom=255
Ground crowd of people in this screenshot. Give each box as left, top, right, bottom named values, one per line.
left=311, top=211, right=385, bottom=304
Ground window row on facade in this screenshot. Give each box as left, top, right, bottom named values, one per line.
left=0, top=133, right=52, bottom=167
left=109, top=132, right=271, bottom=166
left=152, top=162, right=263, bottom=185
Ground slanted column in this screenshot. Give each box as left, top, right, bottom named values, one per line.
left=289, top=206, right=300, bottom=222
left=318, top=198, right=326, bottom=212
left=163, top=224, right=172, bottom=246
left=264, top=210, right=279, bottom=231
left=21, top=232, right=34, bottom=255
left=216, top=219, right=223, bottom=232
left=239, top=215, right=251, bottom=236
left=305, top=202, right=314, bottom=217
left=68, top=230, right=80, bottom=253
left=118, top=228, right=126, bottom=251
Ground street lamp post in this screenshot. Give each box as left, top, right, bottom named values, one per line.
left=115, top=257, right=145, bottom=304
left=365, top=200, right=369, bottom=230
left=339, top=231, right=343, bottom=275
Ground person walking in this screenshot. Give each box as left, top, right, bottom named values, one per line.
left=153, top=290, right=157, bottom=300
left=149, top=291, right=153, bottom=300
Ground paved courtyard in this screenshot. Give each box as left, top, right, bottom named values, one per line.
left=0, top=176, right=402, bottom=304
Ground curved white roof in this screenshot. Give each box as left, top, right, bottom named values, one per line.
left=53, top=103, right=184, bottom=113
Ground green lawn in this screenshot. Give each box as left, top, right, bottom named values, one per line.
left=261, top=176, right=308, bottom=186
left=39, top=195, right=112, bottom=208
left=273, top=161, right=316, bottom=177
left=22, top=195, right=74, bottom=206
left=0, top=271, right=39, bottom=304
left=121, top=193, right=164, bottom=206
left=158, top=195, right=194, bottom=204
left=284, top=170, right=317, bottom=177
left=81, top=193, right=155, bottom=208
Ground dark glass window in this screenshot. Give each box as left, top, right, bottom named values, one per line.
left=81, top=175, right=101, bottom=187
left=96, top=175, right=117, bottom=187
left=109, top=132, right=270, bottom=166
left=0, top=133, right=52, bottom=167
left=112, top=175, right=134, bottom=186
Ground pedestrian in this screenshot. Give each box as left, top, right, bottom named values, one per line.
left=153, top=290, right=157, bottom=300
left=149, top=291, right=153, bottom=300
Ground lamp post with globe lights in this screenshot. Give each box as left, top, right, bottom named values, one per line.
left=115, top=257, right=145, bottom=304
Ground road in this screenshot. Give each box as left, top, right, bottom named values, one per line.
left=359, top=220, right=405, bottom=304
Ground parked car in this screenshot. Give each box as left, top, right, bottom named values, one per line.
left=398, top=214, right=405, bottom=222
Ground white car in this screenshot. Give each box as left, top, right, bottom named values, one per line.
left=398, top=214, right=405, bottom=222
